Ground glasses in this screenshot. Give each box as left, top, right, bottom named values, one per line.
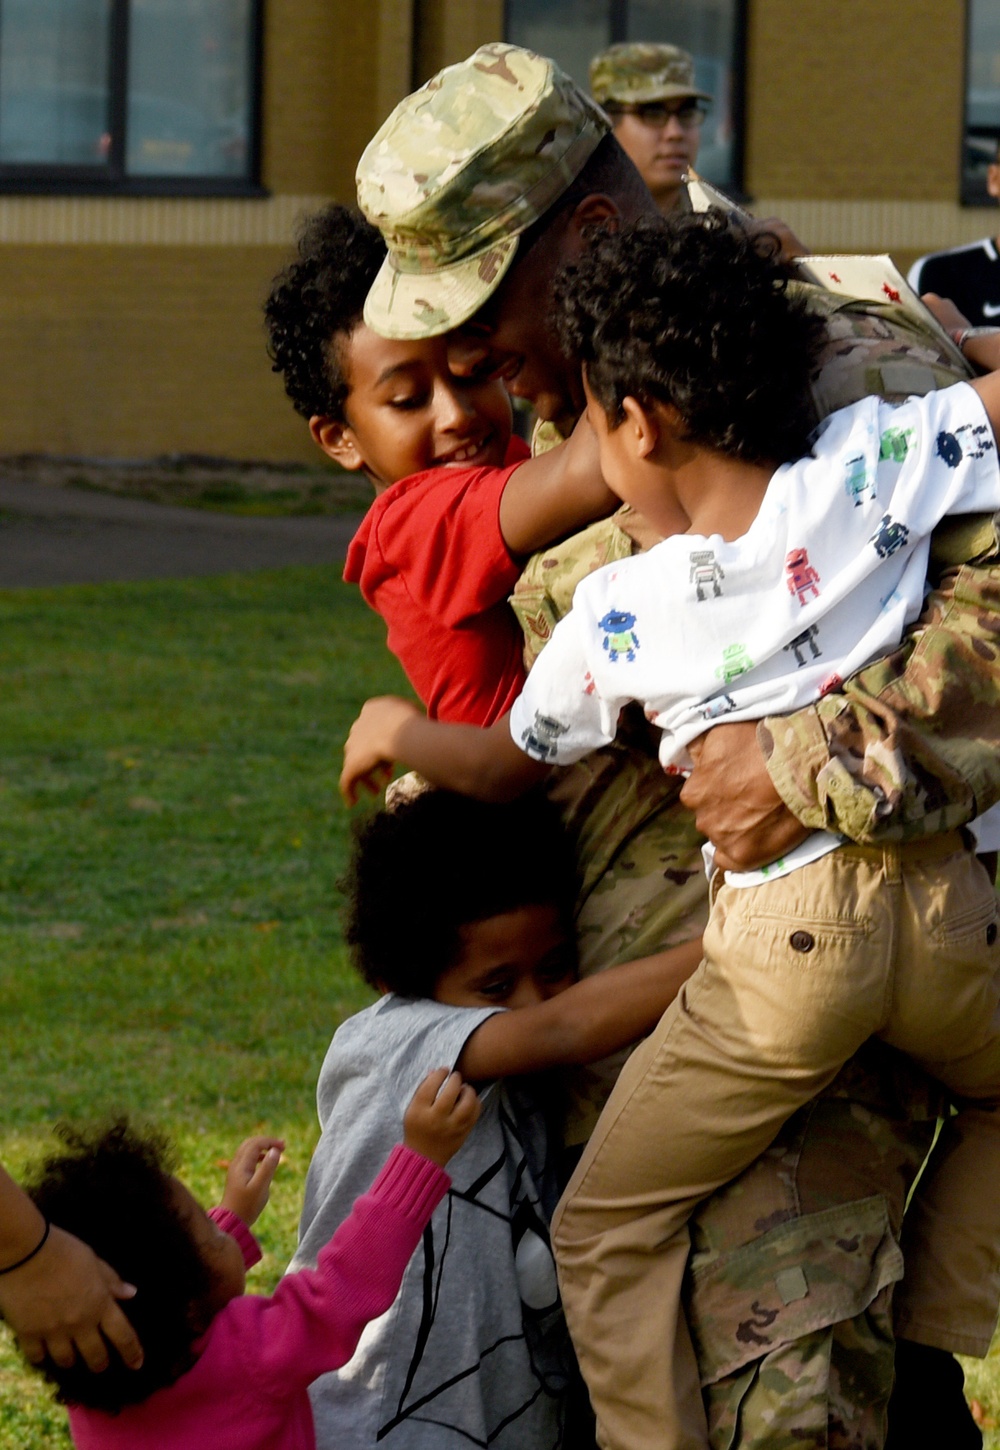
left=606, top=100, right=708, bottom=130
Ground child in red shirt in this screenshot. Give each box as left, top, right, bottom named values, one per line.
left=265, top=205, right=616, bottom=724
left=20, top=1072, right=479, bottom=1450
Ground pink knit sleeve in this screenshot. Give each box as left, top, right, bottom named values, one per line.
left=208, top=1207, right=262, bottom=1269
left=234, top=1144, right=449, bottom=1394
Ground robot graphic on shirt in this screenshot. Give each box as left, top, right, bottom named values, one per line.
left=870, top=513, right=910, bottom=559
left=879, top=426, right=914, bottom=465
left=936, top=421, right=996, bottom=468
left=599, top=609, right=639, bottom=662
left=715, top=643, right=754, bottom=685
left=785, top=625, right=823, bottom=668
left=520, top=712, right=569, bottom=761
left=689, top=549, right=724, bottom=601
left=785, top=547, right=821, bottom=606
left=700, top=693, right=739, bottom=721
left=843, top=454, right=877, bottom=507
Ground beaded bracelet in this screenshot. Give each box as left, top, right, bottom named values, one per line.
left=951, top=325, right=1000, bottom=350
left=0, top=1219, right=50, bottom=1275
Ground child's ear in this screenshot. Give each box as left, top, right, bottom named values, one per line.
left=309, top=416, right=366, bottom=472
left=621, top=396, right=661, bottom=459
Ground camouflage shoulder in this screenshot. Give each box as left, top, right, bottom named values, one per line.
left=511, top=515, right=635, bottom=668
left=791, top=279, right=972, bottom=419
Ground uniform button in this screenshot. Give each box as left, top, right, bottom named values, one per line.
left=988, top=922, right=998, bottom=947
left=790, top=930, right=815, bottom=953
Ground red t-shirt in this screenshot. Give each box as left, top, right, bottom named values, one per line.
left=343, top=438, right=531, bottom=724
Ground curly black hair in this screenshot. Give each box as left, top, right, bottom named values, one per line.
left=343, top=789, right=578, bottom=997
left=264, top=204, right=387, bottom=421
left=553, top=210, right=827, bottom=465
left=24, top=1120, right=214, bottom=1413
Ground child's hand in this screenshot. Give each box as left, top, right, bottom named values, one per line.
left=403, top=1068, right=481, bottom=1168
left=220, top=1136, right=285, bottom=1227
left=340, top=696, right=422, bottom=806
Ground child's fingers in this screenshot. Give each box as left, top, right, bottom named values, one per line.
left=246, top=1145, right=283, bottom=1191
left=411, top=1066, right=452, bottom=1107
left=229, top=1136, right=284, bottom=1182
left=453, top=1082, right=481, bottom=1124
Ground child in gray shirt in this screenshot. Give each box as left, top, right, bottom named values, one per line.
left=294, top=789, right=701, bottom=1449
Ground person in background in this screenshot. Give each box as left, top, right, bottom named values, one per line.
left=589, top=42, right=711, bottom=215
left=908, top=137, right=1000, bottom=324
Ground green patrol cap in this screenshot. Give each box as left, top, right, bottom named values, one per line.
left=589, top=42, right=712, bottom=107
left=357, top=43, right=610, bottom=340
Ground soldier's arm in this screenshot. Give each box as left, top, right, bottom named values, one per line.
left=684, top=540, right=1000, bottom=864
left=759, top=542, right=1000, bottom=845
left=498, top=414, right=627, bottom=556
left=340, top=698, right=548, bottom=806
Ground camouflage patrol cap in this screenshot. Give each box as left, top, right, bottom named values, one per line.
left=589, top=42, right=712, bottom=107
left=357, top=43, right=610, bottom=340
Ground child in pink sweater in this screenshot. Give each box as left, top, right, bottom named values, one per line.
left=20, top=1070, right=479, bottom=1449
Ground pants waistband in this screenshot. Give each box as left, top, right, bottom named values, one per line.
left=837, top=828, right=970, bottom=865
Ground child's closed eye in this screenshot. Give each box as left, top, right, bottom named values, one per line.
left=387, top=391, right=429, bottom=411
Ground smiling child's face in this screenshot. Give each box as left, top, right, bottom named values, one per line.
left=315, top=324, right=514, bottom=491
left=433, top=903, right=576, bottom=1010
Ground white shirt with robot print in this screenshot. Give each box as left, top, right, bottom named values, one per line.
left=510, top=382, right=1000, bottom=884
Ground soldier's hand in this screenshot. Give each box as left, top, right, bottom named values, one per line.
left=745, top=215, right=810, bottom=262
left=682, top=723, right=809, bottom=871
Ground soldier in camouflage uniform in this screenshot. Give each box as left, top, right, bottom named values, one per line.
left=588, top=43, right=710, bottom=217
left=356, top=44, right=996, bottom=1449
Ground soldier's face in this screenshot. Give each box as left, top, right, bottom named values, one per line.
left=448, top=214, right=590, bottom=437
left=611, top=101, right=701, bottom=215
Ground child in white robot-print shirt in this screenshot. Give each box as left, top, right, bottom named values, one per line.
left=340, top=213, right=1000, bottom=1450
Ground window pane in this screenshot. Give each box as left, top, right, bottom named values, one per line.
left=964, top=0, right=1000, bottom=203
left=505, top=0, right=739, bottom=189
left=126, top=0, right=253, bottom=177
left=0, top=0, right=112, bottom=166
left=626, top=0, right=737, bottom=188
left=505, top=0, right=611, bottom=97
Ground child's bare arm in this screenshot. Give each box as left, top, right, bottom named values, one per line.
left=340, top=697, right=547, bottom=806
left=498, top=415, right=619, bottom=556
left=456, top=937, right=704, bottom=1082
left=403, top=1068, right=481, bottom=1167
left=921, top=293, right=1000, bottom=418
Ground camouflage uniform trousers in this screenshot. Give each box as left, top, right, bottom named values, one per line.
left=686, top=1042, right=946, bottom=1449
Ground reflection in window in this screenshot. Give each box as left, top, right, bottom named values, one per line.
left=0, top=0, right=260, bottom=189
left=965, top=0, right=1000, bottom=204
left=127, top=0, right=254, bottom=178
left=505, top=0, right=743, bottom=192
left=0, top=0, right=112, bottom=167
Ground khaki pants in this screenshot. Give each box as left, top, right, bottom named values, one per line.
left=552, top=834, right=1000, bottom=1450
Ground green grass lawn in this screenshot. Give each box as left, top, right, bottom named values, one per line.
left=1, top=565, right=999, bottom=1447
left=0, top=566, right=405, bottom=1446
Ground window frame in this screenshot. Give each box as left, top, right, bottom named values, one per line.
left=503, top=0, right=748, bottom=200
left=0, top=0, right=267, bottom=197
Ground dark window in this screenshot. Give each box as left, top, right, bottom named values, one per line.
left=964, top=0, right=1000, bottom=204
left=0, top=0, right=263, bottom=194
left=504, top=0, right=745, bottom=195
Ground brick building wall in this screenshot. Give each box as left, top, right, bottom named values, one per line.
left=0, top=0, right=989, bottom=460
